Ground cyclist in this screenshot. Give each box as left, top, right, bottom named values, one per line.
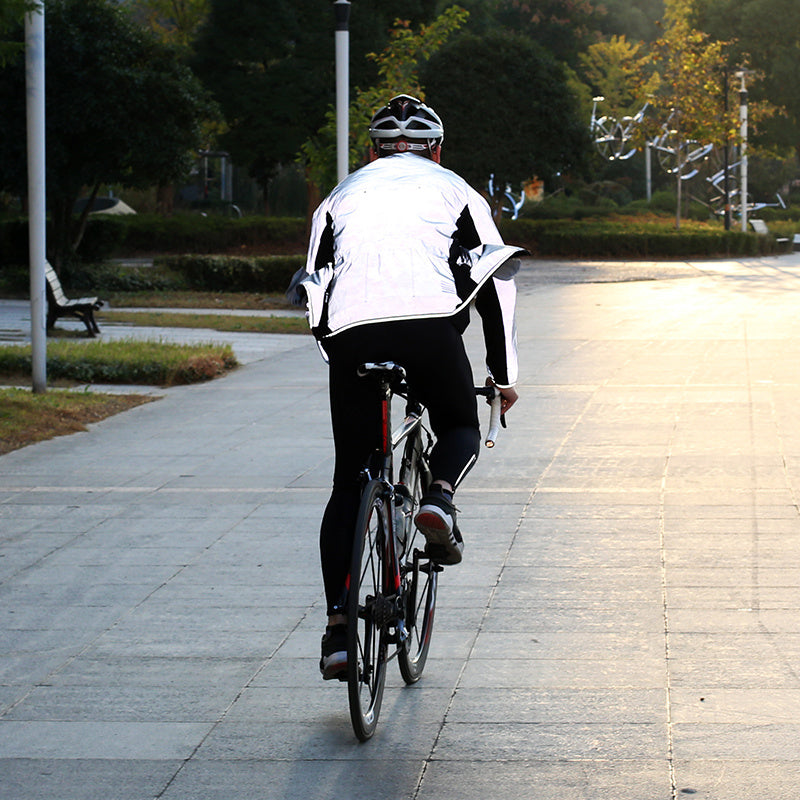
left=298, top=95, right=522, bottom=679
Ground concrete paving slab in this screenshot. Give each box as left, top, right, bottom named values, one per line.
left=3, top=253, right=800, bottom=798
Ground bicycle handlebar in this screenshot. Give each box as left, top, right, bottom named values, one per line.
left=358, top=362, right=506, bottom=448
left=475, top=386, right=504, bottom=448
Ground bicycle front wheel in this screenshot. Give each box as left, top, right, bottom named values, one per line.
left=397, top=432, right=438, bottom=684
left=347, top=479, right=390, bottom=741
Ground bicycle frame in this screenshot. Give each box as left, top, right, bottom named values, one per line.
left=347, top=361, right=502, bottom=740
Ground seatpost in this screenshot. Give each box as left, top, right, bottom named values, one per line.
left=378, top=377, right=394, bottom=480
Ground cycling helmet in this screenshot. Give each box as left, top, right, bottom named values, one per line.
left=369, top=94, right=444, bottom=156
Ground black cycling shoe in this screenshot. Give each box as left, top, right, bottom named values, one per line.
left=320, top=624, right=348, bottom=680
left=414, top=485, right=464, bottom=565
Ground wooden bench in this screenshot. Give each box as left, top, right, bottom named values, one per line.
left=45, top=261, right=103, bottom=336
left=749, top=219, right=791, bottom=250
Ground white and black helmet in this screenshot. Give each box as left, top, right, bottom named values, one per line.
left=369, top=94, right=444, bottom=156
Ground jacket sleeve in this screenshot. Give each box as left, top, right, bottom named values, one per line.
left=474, top=257, right=519, bottom=387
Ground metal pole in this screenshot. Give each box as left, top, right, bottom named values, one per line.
left=25, top=1, right=46, bottom=393
left=738, top=72, right=749, bottom=232
left=645, top=142, right=652, bottom=201
left=334, top=0, right=350, bottom=184
left=722, top=69, right=731, bottom=231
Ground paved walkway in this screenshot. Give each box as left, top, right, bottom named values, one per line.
left=3, top=255, right=800, bottom=799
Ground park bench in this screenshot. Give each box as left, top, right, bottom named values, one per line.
left=749, top=219, right=791, bottom=251
left=45, top=261, right=103, bottom=337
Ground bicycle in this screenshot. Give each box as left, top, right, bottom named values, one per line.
left=345, top=361, right=503, bottom=741
left=487, top=174, right=525, bottom=220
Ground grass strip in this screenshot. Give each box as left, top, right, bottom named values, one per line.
left=99, top=310, right=309, bottom=335
left=0, top=387, right=155, bottom=456
left=104, top=291, right=294, bottom=309
left=0, top=339, right=238, bottom=386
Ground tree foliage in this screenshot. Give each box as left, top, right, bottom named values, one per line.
left=190, top=0, right=333, bottom=193
left=191, top=0, right=444, bottom=196
left=422, top=29, right=590, bottom=209
left=692, top=0, right=800, bottom=158
left=126, top=0, right=210, bottom=50
left=0, top=0, right=215, bottom=266
left=0, top=0, right=37, bottom=66
left=486, top=0, right=607, bottom=65
left=579, top=35, right=647, bottom=117
left=299, top=7, right=469, bottom=195
left=634, top=1, right=773, bottom=151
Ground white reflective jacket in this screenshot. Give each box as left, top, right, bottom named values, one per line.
left=302, top=153, right=522, bottom=386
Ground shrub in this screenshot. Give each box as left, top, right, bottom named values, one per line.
left=0, top=339, right=238, bottom=386
left=107, top=214, right=306, bottom=255
left=70, top=261, right=188, bottom=293
left=158, top=254, right=305, bottom=292
left=500, top=217, right=784, bottom=258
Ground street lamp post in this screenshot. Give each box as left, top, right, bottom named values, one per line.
left=25, top=1, right=46, bottom=393
left=334, top=0, right=351, bottom=184
left=736, top=70, right=749, bottom=232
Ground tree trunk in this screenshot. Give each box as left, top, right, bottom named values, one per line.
left=71, top=182, right=100, bottom=256
left=156, top=183, right=175, bottom=216
left=49, top=197, right=72, bottom=274
left=305, top=169, right=321, bottom=237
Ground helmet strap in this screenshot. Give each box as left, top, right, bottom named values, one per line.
left=374, top=139, right=442, bottom=161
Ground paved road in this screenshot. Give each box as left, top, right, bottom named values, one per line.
left=3, top=255, right=800, bottom=799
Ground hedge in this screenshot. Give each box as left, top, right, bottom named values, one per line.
left=156, top=254, right=305, bottom=293
left=500, top=219, right=788, bottom=258
left=0, top=339, right=238, bottom=386
left=0, top=214, right=307, bottom=267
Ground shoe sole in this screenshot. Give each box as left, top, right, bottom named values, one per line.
left=320, top=653, right=347, bottom=681
left=415, top=510, right=462, bottom=565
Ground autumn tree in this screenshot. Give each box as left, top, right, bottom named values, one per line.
left=692, top=0, right=800, bottom=161
left=579, top=35, right=647, bottom=118
left=630, top=1, right=738, bottom=226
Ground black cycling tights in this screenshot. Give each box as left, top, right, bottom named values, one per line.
left=320, top=317, right=481, bottom=616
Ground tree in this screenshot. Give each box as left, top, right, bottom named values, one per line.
left=579, top=35, right=647, bottom=116
left=692, top=0, right=800, bottom=160
left=191, top=0, right=444, bottom=204
left=595, top=0, right=664, bottom=43
left=454, top=0, right=608, bottom=66
left=0, top=0, right=215, bottom=267
left=421, top=29, right=591, bottom=218
left=0, top=0, right=36, bottom=66
left=633, top=0, right=773, bottom=227
left=299, top=7, right=469, bottom=198
left=126, top=0, right=210, bottom=50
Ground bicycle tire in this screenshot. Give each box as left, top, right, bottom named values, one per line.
left=397, top=431, right=438, bottom=684
left=347, top=479, right=390, bottom=741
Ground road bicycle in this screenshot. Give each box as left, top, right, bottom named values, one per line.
left=345, top=361, right=502, bottom=741
left=589, top=97, right=649, bottom=162
left=487, top=174, right=525, bottom=220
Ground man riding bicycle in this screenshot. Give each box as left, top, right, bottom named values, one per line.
left=298, top=95, right=522, bottom=679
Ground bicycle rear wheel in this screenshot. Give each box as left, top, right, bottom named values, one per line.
left=347, top=479, right=390, bottom=741
left=397, top=432, right=438, bottom=684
